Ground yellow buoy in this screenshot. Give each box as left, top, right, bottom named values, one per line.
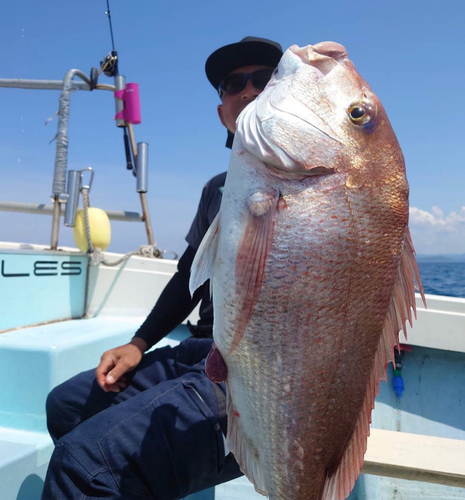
left=73, top=208, right=111, bottom=252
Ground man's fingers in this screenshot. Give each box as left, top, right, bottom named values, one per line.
left=102, top=382, right=123, bottom=393
left=106, top=360, right=131, bottom=385
left=95, top=354, right=116, bottom=388
left=94, top=343, right=142, bottom=391
left=97, top=371, right=126, bottom=393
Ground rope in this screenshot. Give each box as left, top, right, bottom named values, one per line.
left=81, top=188, right=165, bottom=267
left=90, top=245, right=163, bottom=267
left=82, top=189, right=94, bottom=253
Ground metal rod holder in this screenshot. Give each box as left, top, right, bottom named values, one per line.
left=64, top=170, right=81, bottom=227
left=136, top=142, right=149, bottom=193
left=114, top=75, right=126, bottom=128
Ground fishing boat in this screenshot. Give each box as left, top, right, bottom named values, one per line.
left=1, top=54, right=465, bottom=500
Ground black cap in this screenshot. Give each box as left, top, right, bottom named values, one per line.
left=206, top=36, right=283, bottom=148
left=206, top=36, right=283, bottom=91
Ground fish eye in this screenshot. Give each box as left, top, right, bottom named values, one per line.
left=348, top=104, right=371, bottom=125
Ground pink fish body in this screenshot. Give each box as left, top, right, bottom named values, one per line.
left=191, top=41, right=425, bottom=500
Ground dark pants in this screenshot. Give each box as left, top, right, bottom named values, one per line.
left=42, top=338, right=242, bottom=499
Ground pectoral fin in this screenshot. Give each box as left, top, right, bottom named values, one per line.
left=189, top=214, right=220, bottom=296
left=229, top=189, right=281, bottom=353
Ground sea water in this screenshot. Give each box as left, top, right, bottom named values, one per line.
left=418, top=262, right=465, bottom=298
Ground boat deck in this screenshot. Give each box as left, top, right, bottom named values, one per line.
left=0, top=314, right=266, bottom=499
left=1, top=248, right=465, bottom=499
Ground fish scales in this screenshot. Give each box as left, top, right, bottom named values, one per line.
left=191, top=41, right=424, bottom=500
left=223, top=167, right=395, bottom=498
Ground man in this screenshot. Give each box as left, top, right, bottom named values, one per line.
left=42, top=36, right=283, bottom=499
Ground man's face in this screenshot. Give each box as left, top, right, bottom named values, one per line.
left=217, top=65, right=273, bottom=134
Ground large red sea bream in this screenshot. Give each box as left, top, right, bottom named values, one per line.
left=190, top=41, right=425, bottom=500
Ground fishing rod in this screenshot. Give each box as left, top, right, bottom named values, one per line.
left=85, top=0, right=155, bottom=246
left=101, top=0, right=134, bottom=171
left=105, top=0, right=116, bottom=54
left=87, top=0, right=138, bottom=172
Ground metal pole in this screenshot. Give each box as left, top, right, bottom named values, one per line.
left=126, top=123, right=138, bottom=165
left=49, top=70, right=112, bottom=250
left=50, top=195, right=62, bottom=250
left=0, top=78, right=114, bottom=92
left=0, top=201, right=143, bottom=222
left=139, top=192, right=155, bottom=246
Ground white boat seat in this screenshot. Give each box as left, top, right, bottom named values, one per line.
left=363, top=428, right=465, bottom=488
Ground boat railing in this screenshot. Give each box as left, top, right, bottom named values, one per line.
left=0, top=72, right=154, bottom=251
left=0, top=201, right=143, bottom=223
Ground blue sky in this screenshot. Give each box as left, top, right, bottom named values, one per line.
left=0, top=0, right=464, bottom=256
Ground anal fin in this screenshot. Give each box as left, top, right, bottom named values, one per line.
left=226, top=389, right=268, bottom=497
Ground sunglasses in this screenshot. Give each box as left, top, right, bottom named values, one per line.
left=218, top=68, right=274, bottom=96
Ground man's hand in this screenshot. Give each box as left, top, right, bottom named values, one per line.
left=95, top=338, right=148, bottom=392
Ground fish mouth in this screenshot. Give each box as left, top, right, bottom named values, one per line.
left=260, top=42, right=347, bottom=149
left=264, top=161, right=335, bottom=179
left=262, top=154, right=336, bottom=177
left=239, top=44, right=349, bottom=178
left=289, top=42, right=348, bottom=77
left=251, top=102, right=339, bottom=178
left=268, top=99, right=342, bottom=146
